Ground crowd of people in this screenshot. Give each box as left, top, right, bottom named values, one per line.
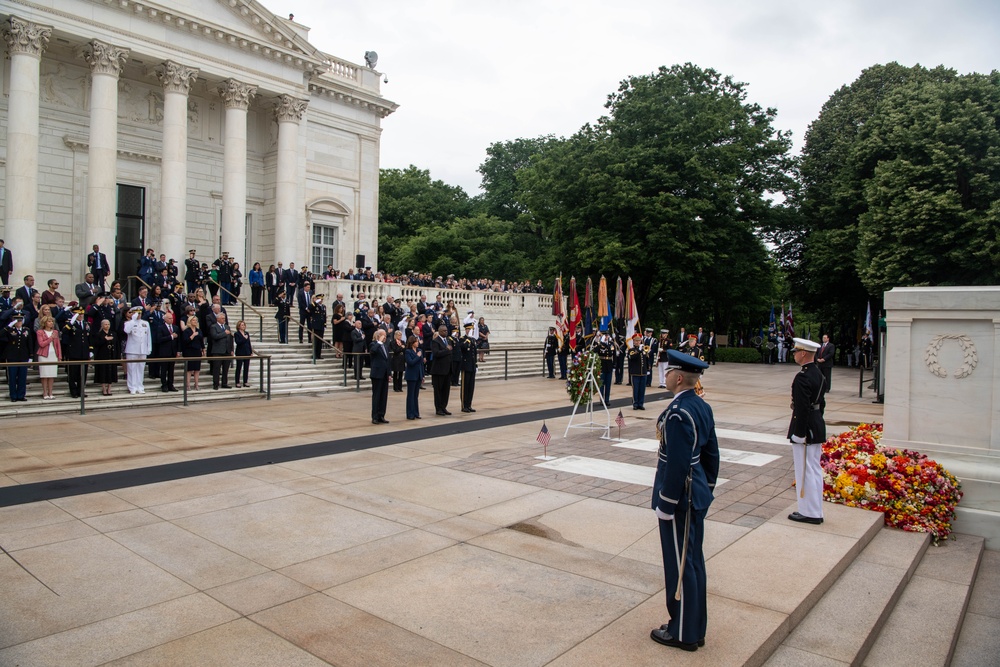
left=0, top=253, right=259, bottom=401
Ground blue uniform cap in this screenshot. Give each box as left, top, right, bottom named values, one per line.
left=665, top=349, right=709, bottom=373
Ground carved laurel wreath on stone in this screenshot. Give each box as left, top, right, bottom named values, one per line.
left=925, top=334, right=978, bottom=379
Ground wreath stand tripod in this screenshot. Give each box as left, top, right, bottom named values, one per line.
left=564, top=352, right=611, bottom=440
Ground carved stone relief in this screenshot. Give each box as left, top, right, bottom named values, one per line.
left=925, top=334, right=978, bottom=379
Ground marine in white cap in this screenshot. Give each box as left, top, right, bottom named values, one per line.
left=787, top=337, right=827, bottom=524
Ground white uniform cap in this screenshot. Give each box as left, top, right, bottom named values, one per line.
left=791, top=337, right=820, bottom=352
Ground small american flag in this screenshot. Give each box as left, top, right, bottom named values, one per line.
left=615, top=410, right=625, bottom=429
left=537, top=422, right=551, bottom=446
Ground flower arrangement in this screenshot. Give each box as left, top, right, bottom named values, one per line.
left=821, top=423, right=963, bottom=543
left=566, top=348, right=599, bottom=406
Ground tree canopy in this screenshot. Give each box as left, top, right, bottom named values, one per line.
left=518, top=63, right=794, bottom=330
left=789, top=63, right=1000, bottom=319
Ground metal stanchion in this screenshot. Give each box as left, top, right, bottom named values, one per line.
left=266, top=356, right=271, bottom=400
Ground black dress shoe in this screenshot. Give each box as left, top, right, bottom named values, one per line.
left=443, top=409, right=452, bottom=415
left=788, top=512, right=824, bottom=525
left=372, top=419, right=379, bottom=425
left=650, top=626, right=698, bottom=651
left=467, top=408, right=476, bottom=412
left=461, top=408, right=471, bottom=413
left=379, top=419, right=390, bottom=424
left=168, top=387, right=179, bottom=392
left=221, top=385, right=231, bottom=389
left=436, top=410, right=447, bottom=416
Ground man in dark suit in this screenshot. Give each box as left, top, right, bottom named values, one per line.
left=14, top=275, right=38, bottom=326
left=86, top=244, right=110, bottom=290
left=207, top=312, right=234, bottom=390
left=369, top=329, right=390, bottom=424
left=816, top=334, right=835, bottom=409
left=75, top=273, right=100, bottom=307
left=296, top=281, right=314, bottom=344
left=704, top=330, right=718, bottom=365
left=283, top=262, right=299, bottom=305
left=430, top=325, right=453, bottom=415
left=152, top=311, right=180, bottom=392
left=350, top=319, right=366, bottom=380
left=0, top=239, right=12, bottom=286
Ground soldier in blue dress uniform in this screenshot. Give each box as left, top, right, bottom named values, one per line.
left=650, top=349, right=720, bottom=652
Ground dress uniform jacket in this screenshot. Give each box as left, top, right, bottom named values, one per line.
left=787, top=362, right=826, bottom=444
left=652, top=388, right=721, bottom=646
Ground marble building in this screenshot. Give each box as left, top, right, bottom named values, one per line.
left=0, top=0, right=396, bottom=288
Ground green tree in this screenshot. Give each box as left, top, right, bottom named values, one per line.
left=378, top=166, right=477, bottom=272
left=392, top=214, right=537, bottom=281
left=477, top=136, right=555, bottom=227
left=520, top=63, right=794, bottom=331
left=854, top=72, right=1000, bottom=292
left=791, top=63, right=970, bottom=319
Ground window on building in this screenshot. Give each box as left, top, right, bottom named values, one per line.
left=312, top=224, right=338, bottom=272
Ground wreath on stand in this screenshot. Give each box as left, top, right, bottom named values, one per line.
left=566, top=348, right=599, bottom=406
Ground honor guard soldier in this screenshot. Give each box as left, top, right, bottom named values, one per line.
left=274, top=290, right=291, bottom=344
left=787, top=338, right=827, bottom=524
left=306, top=294, right=327, bottom=359
left=543, top=326, right=558, bottom=378
left=628, top=332, right=650, bottom=410
left=651, top=350, right=720, bottom=652
left=460, top=322, right=478, bottom=412
left=2, top=313, right=34, bottom=401
left=657, top=329, right=672, bottom=387
left=595, top=327, right=615, bottom=406
left=642, top=327, right=658, bottom=387
left=61, top=304, right=92, bottom=398
left=613, top=330, right=626, bottom=384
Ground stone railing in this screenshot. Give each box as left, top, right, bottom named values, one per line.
left=312, top=279, right=554, bottom=344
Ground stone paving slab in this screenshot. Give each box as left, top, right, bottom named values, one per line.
left=3, top=365, right=966, bottom=667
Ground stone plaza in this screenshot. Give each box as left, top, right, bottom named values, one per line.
left=1, top=363, right=996, bottom=666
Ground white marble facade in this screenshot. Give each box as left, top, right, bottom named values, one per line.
left=0, top=0, right=395, bottom=287
left=883, top=286, right=1000, bottom=547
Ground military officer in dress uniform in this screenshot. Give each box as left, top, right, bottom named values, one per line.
left=628, top=332, right=650, bottom=410
left=787, top=337, right=827, bottom=524
left=61, top=304, right=92, bottom=398
left=651, top=350, right=720, bottom=652
left=642, top=327, right=658, bottom=387
left=306, top=293, right=327, bottom=359
left=543, top=326, right=558, bottom=378
left=459, top=323, right=479, bottom=412
left=595, top=327, right=615, bottom=406
left=123, top=306, right=152, bottom=394
left=657, top=329, right=673, bottom=388
left=2, top=313, right=34, bottom=401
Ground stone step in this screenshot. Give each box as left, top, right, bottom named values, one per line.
left=549, top=502, right=885, bottom=666
left=764, top=527, right=930, bottom=666
left=862, top=533, right=985, bottom=667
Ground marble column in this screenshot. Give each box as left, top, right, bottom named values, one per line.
left=82, top=39, right=129, bottom=269
left=217, top=78, right=256, bottom=266
left=155, top=61, right=199, bottom=264
left=2, top=16, right=51, bottom=279
left=273, top=95, right=308, bottom=266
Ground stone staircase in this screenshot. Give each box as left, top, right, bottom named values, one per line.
left=556, top=502, right=986, bottom=666
left=1, top=303, right=548, bottom=416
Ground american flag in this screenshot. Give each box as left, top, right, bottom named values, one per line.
left=536, top=422, right=551, bottom=446
left=786, top=302, right=795, bottom=338
left=615, top=410, right=626, bottom=429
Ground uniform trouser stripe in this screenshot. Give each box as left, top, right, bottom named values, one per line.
left=671, top=517, right=684, bottom=641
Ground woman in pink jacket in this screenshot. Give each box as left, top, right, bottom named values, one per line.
left=35, top=315, right=62, bottom=399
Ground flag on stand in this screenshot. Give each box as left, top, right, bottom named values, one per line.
left=768, top=305, right=776, bottom=337
left=614, top=277, right=625, bottom=319
left=780, top=302, right=786, bottom=335
left=615, top=410, right=626, bottom=429
left=537, top=422, right=551, bottom=446
left=864, top=301, right=872, bottom=334
left=583, top=277, right=594, bottom=337
left=625, top=278, right=640, bottom=342
left=552, top=276, right=564, bottom=317
left=785, top=302, right=795, bottom=338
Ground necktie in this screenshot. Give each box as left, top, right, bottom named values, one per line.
left=95, top=255, right=101, bottom=269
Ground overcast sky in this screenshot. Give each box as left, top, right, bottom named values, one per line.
left=273, top=0, right=1000, bottom=195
